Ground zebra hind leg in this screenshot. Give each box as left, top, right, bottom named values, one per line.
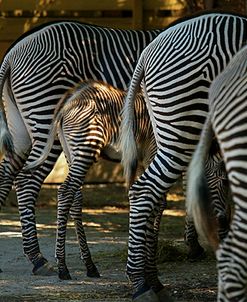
left=0, top=154, right=26, bottom=208
left=70, top=190, right=100, bottom=278
left=144, top=200, right=174, bottom=301
left=56, top=181, right=74, bottom=280
left=16, top=168, right=57, bottom=276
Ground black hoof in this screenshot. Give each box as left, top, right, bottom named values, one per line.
left=33, top=259, right=56, bottom=276
left=87, top=264, right=100, bottom=278
left=187, top=244, right=206, bottom=262
left=156, top=288, right=174, bottom=302
left=133, top=287, right=159, bottom=302
left=59, top=267, right=72, bottom=280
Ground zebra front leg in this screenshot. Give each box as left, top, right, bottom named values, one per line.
left=205, top=154, right=231, bottom=243
left=182, top=172, right=205, bottom=261
left=70, top=190, right=100, bottom=278
left=184, top=214, right=205, bottom=261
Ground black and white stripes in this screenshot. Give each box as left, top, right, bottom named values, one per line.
left=187, top=45, right=247, bottom=301
left=24, top=79, right=155, bottom=279
left=119, top=12, right=247, bottom=301
left=0, top=21, right=161, bottom=274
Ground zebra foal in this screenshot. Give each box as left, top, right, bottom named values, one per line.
left=187, top=45, right=247, bottom=302
left=119, top=12, right=246, bottom=301
left=25, top=79, right=156, bottom=279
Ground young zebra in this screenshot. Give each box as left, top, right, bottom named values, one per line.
left=119, top=12, right=246, bottom=301
left=25, top=79, right=156, bottom=279
left=187, top=46, right=247, bottom=302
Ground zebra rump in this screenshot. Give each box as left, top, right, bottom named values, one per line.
left=187, top=45, right=247, bottom=301
left=119, top=12, right=247, bottom=301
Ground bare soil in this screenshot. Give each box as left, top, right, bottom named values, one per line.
left=0, top=184, right=217, bottom=302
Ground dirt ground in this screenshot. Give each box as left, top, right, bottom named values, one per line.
left=0, top=184, right=218, bottom=302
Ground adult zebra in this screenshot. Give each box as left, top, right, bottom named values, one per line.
left=187, top=45, right=247, bottom=302
left=24, top=79, right=157, bottom=279
left=119, top=12, right=246, bottom=301
left=0, top=21, right=162, bottom=276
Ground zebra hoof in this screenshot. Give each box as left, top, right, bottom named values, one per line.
left=59, top=267, right=72, bottom=280
left=33, top=261, right=56, bottom=276
left=133, top=288, right=159, bottom=302
left=156, top=288, right=174, bottom=302
left=187, top=243, right=205, bottom=262
left=87, top=264, right=100, bottom=278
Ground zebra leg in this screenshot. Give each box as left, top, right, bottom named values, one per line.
left=127, top=186, right=157, bottom=300
left=217, top=206, right=247, bottom=302
left=144, top=201, right=165, bottom=288
left=56, top=158, right=100, bottom=280
left=56, top=179, right=74, bottom=280
left=145, top=200, right=173, bottom=301
left=15, top=142, right=62, bottom=276
left=127, top=151, right=180, bottom=301
left=69, top=190, right=100, bottom=278
left=184, top=214, right=205, bottom=261
left=0, top=154, right=26, bottom=208
left=182, top=172, right=205, bottom=261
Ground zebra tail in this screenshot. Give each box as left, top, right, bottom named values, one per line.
left=0, top=61, right=15, bottom=157
left=186, top=116, right=219, bottom=250
left=119, top=55, right=144, bottom=187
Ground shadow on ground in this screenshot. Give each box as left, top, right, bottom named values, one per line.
left=0, top=184, right=217, bottom=301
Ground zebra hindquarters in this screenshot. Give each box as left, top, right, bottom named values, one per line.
left=0, top=90, right=31, bottom=208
